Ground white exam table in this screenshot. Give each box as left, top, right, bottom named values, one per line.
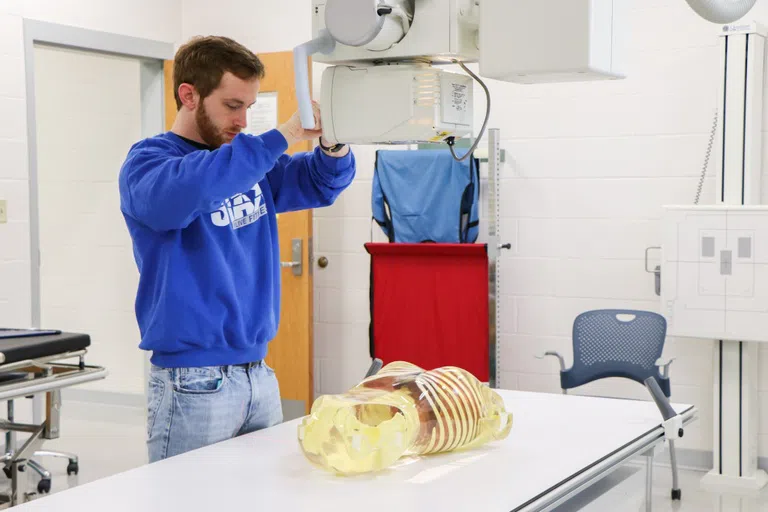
left=12, top=389, right=696, bottom=512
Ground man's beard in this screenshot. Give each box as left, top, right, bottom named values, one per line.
left=196, top=101, right=227, bottom=148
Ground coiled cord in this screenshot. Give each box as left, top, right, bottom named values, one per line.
left=695, top=109, right=718, bottom=205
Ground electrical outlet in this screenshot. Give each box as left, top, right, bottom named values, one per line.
left=0, top=200, right=6, bottom=224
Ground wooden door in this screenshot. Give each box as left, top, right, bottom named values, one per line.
left=164, top=52, right=314, bottom=419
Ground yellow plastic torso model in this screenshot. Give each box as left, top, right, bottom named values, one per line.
left=298, top=361, right=513, bottom=475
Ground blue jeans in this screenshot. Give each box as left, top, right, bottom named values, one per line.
left=146, top=361, right=283, bottom=463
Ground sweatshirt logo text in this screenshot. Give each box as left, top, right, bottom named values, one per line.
left=210, top=184, right=267, bottom=229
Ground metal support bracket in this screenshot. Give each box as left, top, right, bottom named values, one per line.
left=45, top=389, right=61, bottom=439
left=0, top=422, right=45, bottom=506
left=645, top=246, right=661, bottom=296
left=281, top=238, right=303, bottom=276
left=488, top=128, right=501, bottom=388
left=475, top=147, right=506, bottom=163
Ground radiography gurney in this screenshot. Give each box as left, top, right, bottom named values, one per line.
left=0, top=331, right=107, bottom=506
left=12, top=388, right=696, bottom=512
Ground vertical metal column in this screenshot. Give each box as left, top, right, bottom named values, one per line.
left=487, top=128, right=502, bottom=388
left=645, top=451, right=654, bottom=512
left=700, top=22, right=768, bottom=493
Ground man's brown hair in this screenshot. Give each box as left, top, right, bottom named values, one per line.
left=172, top=36, right=266, bottom=110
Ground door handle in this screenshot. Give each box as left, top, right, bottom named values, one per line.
left=281, top=239, right=303, bottom=276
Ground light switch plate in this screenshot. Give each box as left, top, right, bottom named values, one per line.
left=0, top=200, right=6, bottom=224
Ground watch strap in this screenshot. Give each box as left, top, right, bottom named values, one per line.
left=319, top=137, right=346, bottom=153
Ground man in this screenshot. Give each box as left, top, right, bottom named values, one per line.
left=118, top=36, right=355, bottom=463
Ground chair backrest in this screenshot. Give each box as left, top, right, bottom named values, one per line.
left=561, top=309, right=671, bottom=397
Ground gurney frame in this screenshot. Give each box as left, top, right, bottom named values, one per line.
left=0, top=349, right=107, bottom=506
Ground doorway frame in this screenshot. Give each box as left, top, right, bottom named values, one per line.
left=23, top=20, right=174, bottom=406
left=23, top=19, right=174, bottom=327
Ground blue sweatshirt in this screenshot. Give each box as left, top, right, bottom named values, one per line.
left=118, top=129, right=355, bottom=368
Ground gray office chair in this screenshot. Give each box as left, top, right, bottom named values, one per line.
left=536, top=309, right=681, bottom=501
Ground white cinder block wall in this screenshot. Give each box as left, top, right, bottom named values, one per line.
left=497, top=1, right=768, bottom=461
left=477, top=0, right=768, bottom=461
left=0, top=11, right=31, bottom=328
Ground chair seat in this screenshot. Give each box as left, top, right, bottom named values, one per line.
left=563, top=309, right=672, bottom=397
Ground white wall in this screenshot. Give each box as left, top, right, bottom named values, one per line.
left=0, top=12, right=31, bottom=328
left=0, top=2, right=181, bottom=396
left=183, top=0, right=311, bottom=53
left=474, top=0, right=768, bottom=459
left=483, top=0, right=768, bottom=459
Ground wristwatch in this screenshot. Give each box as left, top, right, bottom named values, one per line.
left=319, top=137, right=346, bottom=153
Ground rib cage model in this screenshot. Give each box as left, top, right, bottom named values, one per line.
left=298, top=361, right=513, bottom=475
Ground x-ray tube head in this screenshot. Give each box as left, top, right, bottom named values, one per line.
left=324, top=0, right=413, bottom=51
left=683, top=0, right=758, bottom=23
left=319, top=64, right=474, bottom=145
left=296, top=0, right=632, bottom=141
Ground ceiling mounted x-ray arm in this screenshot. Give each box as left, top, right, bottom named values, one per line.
left=294, top=29, right=336, bottom=129
left=684, top=0, right=758, bottom=23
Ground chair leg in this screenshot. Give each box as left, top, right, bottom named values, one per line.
left=669, top=440, right=681, bottom=500
left=26, top=460, right=52, bottom=494
left=25, top=460, right=50, bottom=481
left=5, top=400, right=15, bottom=455
left=33, top=450, right=77, bottom=463
left=2, top=399, right=17, bottom=480
left=33, top=450, right=79, bottom=475
left=645, top=450, right=654, bottom=512
left=0, top=451, right=11, bottom=480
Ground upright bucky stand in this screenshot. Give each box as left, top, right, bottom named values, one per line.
left=700, top=22, right=768, bottom=493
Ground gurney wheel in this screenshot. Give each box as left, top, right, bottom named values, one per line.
left=66, top=461, right=78, bottom=476
left=37, top=478, right=50, bottom=494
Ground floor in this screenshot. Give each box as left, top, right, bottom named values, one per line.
left=1, top=400, right=767, bottom=511
left=552, top=463, right=768, bottom=512
left=0, top=399, right=148, bottom=505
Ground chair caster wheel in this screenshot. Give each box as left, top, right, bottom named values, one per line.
left=3, top=464, right=25, bottom=479
left=67, top=461, right=79, bottom=475
left=671, top=488, right=681, bottom=500
left=37, top=478, right=51, bottom=494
